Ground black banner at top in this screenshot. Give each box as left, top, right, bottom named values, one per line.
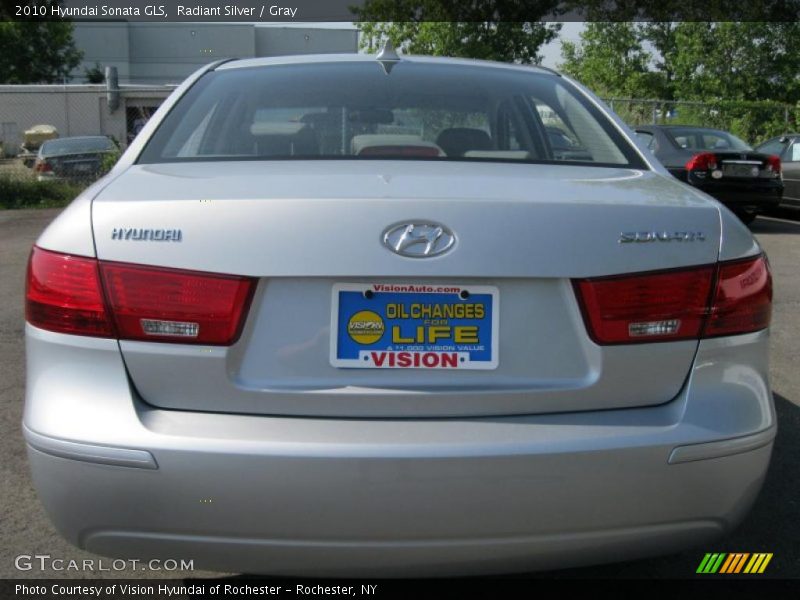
left=2, top=0, right=800, bottom=22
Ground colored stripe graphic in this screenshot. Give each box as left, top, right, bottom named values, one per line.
left=697, top=553, right=714, bottom=573
left=735, top=553, right=751, bottom=573
left=698, top=552, right=773, bottom=574
left=718, top=554, right=735, bottom=574
left=744, top=553, right=774, bottom=574
left=725, top=553, right=749, bottom=573
left=697, top=553, right=727, bottom=573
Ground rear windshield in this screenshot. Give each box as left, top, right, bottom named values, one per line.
left=665, top=128, right=752, bottom=152
left=42, top=137, right=114, bottom=155
left=138, top=61, right=645, bottom=169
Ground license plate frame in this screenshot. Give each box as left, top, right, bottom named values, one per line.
left=722, top=163, right=759, bottom=178
left=330, top=282, right=499, bottom=370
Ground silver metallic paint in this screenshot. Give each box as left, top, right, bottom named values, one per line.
left=24, top=325, right=774, bottom=576
left=24, top=57, right=774, bottom=575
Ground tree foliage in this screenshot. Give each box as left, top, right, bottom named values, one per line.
left=0, top=1, right=83, bottom=84
left=560, top=23, right=657, bottom=98
left=83, top=62, right=105, bottom=84
left=354, top=1, right=562, bottom=63
left=561, top=21, right=800, bottom=106
left=671, top=22, right=800, bottom=105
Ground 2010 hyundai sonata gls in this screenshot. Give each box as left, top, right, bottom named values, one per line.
left=24, top=53, right=775, bottom=577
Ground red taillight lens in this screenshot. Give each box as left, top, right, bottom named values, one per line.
left=25, top=247, right=114, bottom=337
left=574, top=267, right=715, bottom=344
left=99, top=262, right=255, bottom=345
left=705, top=255, right=772, bottom=337
left=765, top=154, right=781, bottom=175
left=34, top=160, right=52, bottom=173
left=574, top=255, right=772, bottom=345
left=25, top=247, right=256, bottom=345
left=685, top=152, right=717, bottom=171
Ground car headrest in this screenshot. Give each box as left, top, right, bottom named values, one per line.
left=436, top=128, right=492, bottom=157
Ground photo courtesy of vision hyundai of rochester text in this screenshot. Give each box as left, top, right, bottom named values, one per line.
left=23, top=49, right=775, bottom=576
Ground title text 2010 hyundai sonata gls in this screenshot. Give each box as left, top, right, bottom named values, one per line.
left=23, top=52, right=775, bottom=577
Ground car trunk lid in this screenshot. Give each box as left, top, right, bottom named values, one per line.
left=91, top=160, right=720, bottom=417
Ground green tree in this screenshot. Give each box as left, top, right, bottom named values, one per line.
left=638, top=22, right=678, bottom=100
left=83, top=62, right=105, bottom=84
left=560, top=22, right=657, bottom=98
left=354, top=1, right=562, bottom=64
left=0, top=1, right=83, bottom=84
left=671, top=22, right=800, bottom=105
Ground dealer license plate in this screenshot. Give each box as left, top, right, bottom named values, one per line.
left=331, top=283, right=498, bottom=370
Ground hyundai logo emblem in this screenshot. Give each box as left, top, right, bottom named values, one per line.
left=382, top=222, right=456, bottom=258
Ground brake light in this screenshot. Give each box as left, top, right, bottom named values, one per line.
left=34, top=160, right=52, bottom=173
left=574, top=255, right=771, bottom=344
left=685, top=152, right=717, bottom=171
left=100, top=262, right=255, bottom=345
left=25, top=247, right=114, bottom=337
left=25, top=247, right=256, bottom=345
left=574, top=267, right=715, bottom=344
left=765, top=154, right=781, bottom=175
left=705, top=255, right=772, bottom=337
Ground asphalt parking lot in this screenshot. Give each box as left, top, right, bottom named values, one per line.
left=1, top=208, right=798, bottom=580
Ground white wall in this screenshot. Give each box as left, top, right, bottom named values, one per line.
left=70, top=23, right=358, bottom=84
left=127, top=24, right=256, bottom=83
left=72, top=23, right=131, bottom=83
left=255, top=27, right=358, bottom=56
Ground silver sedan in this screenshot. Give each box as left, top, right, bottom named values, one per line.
left=23, top=52, right=775, bottom=577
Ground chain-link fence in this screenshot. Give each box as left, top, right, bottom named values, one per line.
left=605, top=98, right=796, bottom=146
left=0, top=85, right=172, bottom=206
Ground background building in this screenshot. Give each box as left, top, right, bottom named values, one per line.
left=0, top=23, right=359, bottom=156
left=72, top=22, right=359, bottom=84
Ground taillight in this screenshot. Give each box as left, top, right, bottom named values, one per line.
left=574, top=267, right=715, bottom=344
left=100, top=262, right=255, bottom=345
left=705, top=255, right=772, bottom=337
left=685, top=152, right=717, bottom=171
left=25, top=247, right=256, bottom=345
left=34, top=160, right=52, bottom=173
left=574, top=255, right=771, bottom=345
left=765, top=154, right=781, bottom=176
left=25, top=247, right=114, bottom=337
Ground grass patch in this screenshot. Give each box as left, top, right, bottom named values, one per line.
left=0, top=176, right=86, bottom=209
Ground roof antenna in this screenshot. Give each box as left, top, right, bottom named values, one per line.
left=376, top=39, right=401, bottom=74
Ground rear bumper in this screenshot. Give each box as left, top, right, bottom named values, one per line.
left=23, top=325, right=776, bottom=576
left=691, top=181, right=783, bottom=213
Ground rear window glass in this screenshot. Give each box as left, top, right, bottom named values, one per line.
left=139, top=61, right=645, bottom=169
left=667, top=128, right=752, bottom=152
left=756, top=138, right=789, bottom=156
left=41, top=137, right=114, bottom=155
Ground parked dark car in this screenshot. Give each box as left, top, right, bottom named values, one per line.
left=755, top=133, right=800, bottom=209
left=34, top=136, right=117, bottom=182
left=634, top=125, right=782, bottom=224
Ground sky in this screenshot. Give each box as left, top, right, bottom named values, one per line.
left=539, top=22, right=585, bottom=68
